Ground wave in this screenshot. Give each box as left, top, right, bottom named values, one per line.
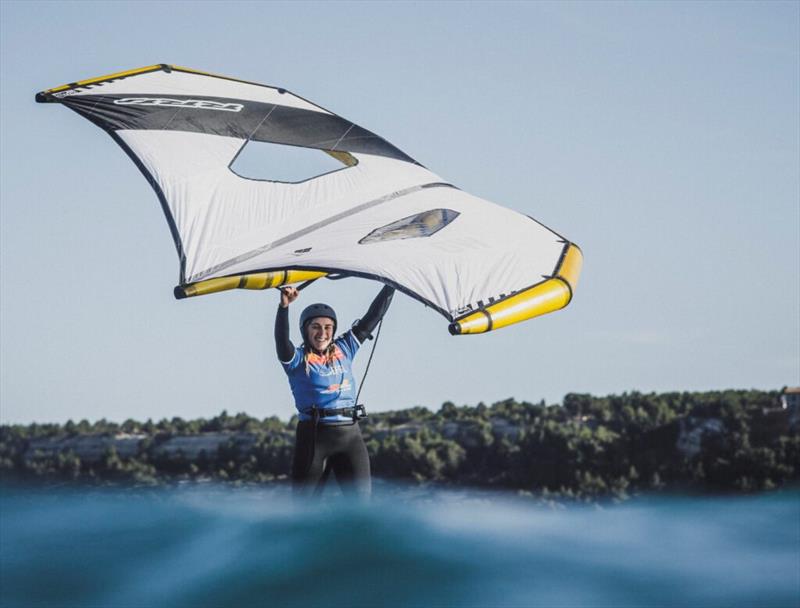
left=1, top=483, right=798, bottom=608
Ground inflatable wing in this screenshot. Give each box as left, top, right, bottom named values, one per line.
left=36, top=65, right=582, bottom=335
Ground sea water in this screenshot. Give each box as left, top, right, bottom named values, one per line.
left=0, top=482, right=798, bottom=608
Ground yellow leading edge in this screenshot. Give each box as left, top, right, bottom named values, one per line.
left=41, top=64, right=286, bottom=97
left=177, top=245, right=582, bottom=334
left=41, top=65, right=165, bottom=94
left=449, top=243, right=583, bottom=335
left=175, top=270, right=328, bottom=299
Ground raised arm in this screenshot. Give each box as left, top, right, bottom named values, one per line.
left=275, top=287, right=298, bottom=362
left=353, top=285, right=395, bottom=343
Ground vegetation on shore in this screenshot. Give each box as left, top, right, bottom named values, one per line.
left=1, top=390, right=797, bottom=501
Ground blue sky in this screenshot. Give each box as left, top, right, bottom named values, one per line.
left=1, top=1, right=798, bottom=424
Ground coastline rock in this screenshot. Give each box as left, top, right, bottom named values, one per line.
left=24, top=432, right=263, bottom=463
left=26, top=433, right=147, bottom=462
left=675, top=417, right=725, bottom=458
left=154, top=433, right=257, bottom=459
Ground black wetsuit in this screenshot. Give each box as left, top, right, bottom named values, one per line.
left=275, top=285, right=394, bottom=497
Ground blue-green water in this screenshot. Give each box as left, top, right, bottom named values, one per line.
left=1, top=483, right=798, bottom=608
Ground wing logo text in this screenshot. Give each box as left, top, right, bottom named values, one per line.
left=113, top=98, right=244, bottom=112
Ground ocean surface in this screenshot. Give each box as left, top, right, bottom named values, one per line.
left=1, top=482, right=798, bottom=608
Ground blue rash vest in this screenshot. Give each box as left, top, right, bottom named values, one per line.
left=280, top=330, right=362, bottom=423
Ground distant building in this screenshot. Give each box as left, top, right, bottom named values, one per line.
left=780, top=387, right=800, bottom=411
left=780, top=387, right=800, bottom=431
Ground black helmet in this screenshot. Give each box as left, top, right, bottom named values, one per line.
left=299, top=303, right=337, bottom=339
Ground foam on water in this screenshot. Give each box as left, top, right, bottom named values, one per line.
left=1, top=483, right=798, bottom=608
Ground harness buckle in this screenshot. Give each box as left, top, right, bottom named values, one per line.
left=354, top=404, right=367, bottom=421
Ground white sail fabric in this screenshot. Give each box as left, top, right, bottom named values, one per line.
left=37, top=65, right=576, bottom=325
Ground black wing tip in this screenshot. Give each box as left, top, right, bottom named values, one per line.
left=35, top=92, right=53, bottom=103
left=174, top=285, right=188, bottom=300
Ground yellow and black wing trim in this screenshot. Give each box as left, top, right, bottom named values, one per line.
left=174, top=269, right=329, bottom=299
left=36, top=65, right=168, bottom=100
left=449, top=243, right=583, bottom=335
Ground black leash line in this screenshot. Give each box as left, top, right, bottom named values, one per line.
left=355, top=318, right=383, bottom=406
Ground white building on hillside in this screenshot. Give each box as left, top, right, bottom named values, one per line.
left=780, top=387, right=800, bottom=411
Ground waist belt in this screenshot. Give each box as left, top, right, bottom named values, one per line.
left=310, top=404, right=367, bottom=422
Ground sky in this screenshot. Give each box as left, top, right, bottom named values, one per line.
left=1, top=1, right=798, bottom=425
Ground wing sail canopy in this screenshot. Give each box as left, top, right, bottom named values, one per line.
left=37, top=64, right=582, bottom=334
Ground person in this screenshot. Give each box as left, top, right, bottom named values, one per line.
left=275, top=283, right=394, bottom=498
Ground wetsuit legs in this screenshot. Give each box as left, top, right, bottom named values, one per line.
left=292, top=421, right=371, bottom=499
left=329, top=430, right=371, bottom=498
